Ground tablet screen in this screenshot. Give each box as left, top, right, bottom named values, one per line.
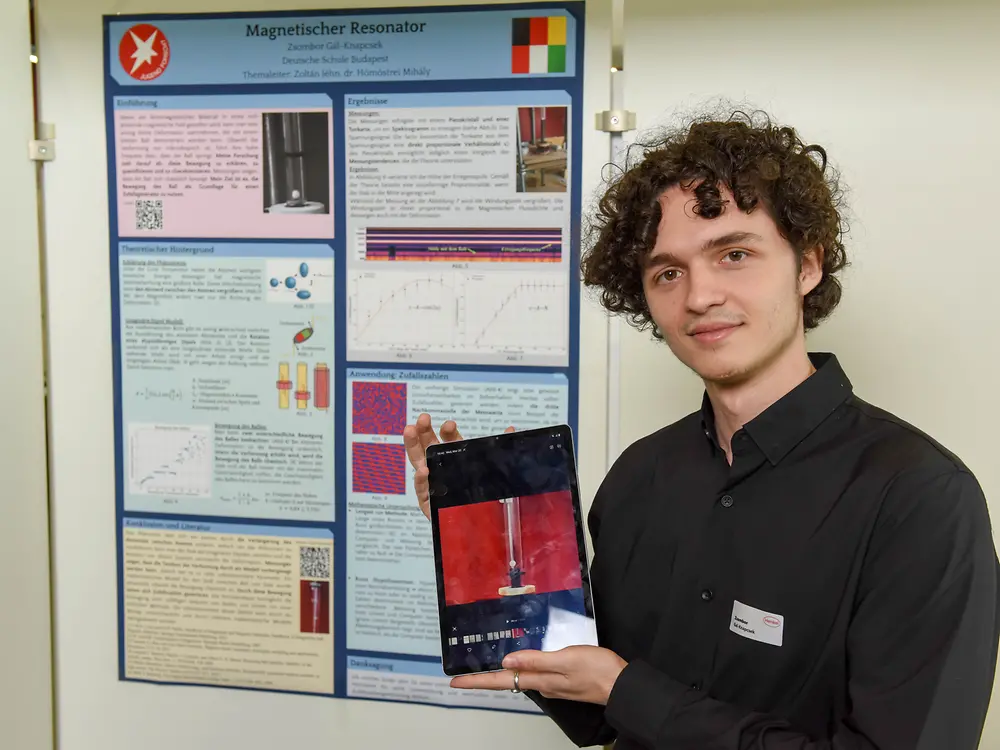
left=427, top=425, right=597, bottom=677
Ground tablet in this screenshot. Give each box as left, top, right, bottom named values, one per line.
left=426, top=424, right=598, bottom=677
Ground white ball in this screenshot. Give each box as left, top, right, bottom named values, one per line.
left=291, top=189, right=301, bottom=200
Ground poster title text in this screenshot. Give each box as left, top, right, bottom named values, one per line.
left=247, top=21, right=428, bottom=42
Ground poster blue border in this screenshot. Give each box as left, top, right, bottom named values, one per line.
left=103, top=0, right=586, bottom=712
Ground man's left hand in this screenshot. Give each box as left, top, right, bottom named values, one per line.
left=450, top=646, right=628, bottom=705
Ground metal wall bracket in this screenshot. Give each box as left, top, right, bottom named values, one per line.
left=29, top=140, right=55, bottom=162
left=595, top=109, right=636, bottom=133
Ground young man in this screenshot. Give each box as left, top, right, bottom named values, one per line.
left=402, top=110, right=1000, bottom=749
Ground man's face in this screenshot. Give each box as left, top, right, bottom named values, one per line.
left=641, top=185, right=822, bottom=386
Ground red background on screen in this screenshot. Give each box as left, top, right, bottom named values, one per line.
left=438, top=490, right=582, bottom=606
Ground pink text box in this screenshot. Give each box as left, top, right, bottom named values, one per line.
left=115, top=107, right=334, bottom=240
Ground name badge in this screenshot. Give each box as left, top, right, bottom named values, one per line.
left=730, top=600, right=784, bottom=647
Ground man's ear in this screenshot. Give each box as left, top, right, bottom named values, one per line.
left=799, top=245, right=823, bottom=296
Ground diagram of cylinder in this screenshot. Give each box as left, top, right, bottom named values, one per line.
left=295, top=362, right=311, bottom=409
left=277, top=362, right=292, bottom=409
left=314, top=363, right=330, bottom=410
left=499, top=496, right=536, bottom=596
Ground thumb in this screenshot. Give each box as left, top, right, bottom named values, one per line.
left=502, top=649, right=550, bottom=672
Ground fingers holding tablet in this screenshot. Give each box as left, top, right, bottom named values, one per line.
left=403, top=414, right=468, bottom=520
left=403, top=415, right=516, bottom=520
left=439, top=419, right=464, bottom=443
left=449, top=667, right=523, bottom=693
left=403, top=419, right=431, bottom=519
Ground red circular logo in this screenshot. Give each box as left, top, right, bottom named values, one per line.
left=763, top=616, right=781, bottom=628
left=118, top=24, right=170, bottom=81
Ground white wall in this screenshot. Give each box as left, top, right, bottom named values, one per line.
left=619, top=0, right=1000, bottom=744
left=0, top=3, right=55, bottom=750
left=34, top=0, right=610, bottom=748
left=33, top=0, right=1000, bottom=746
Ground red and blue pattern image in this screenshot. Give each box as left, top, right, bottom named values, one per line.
left=352, top=442, right=406, bottom=495
left=352, top=381, right=407, bottom=435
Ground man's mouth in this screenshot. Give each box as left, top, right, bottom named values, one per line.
left=688, top=322, right=741, bottom=343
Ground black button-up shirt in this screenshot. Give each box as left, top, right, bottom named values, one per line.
left=529, top=352, right=999, bottom=749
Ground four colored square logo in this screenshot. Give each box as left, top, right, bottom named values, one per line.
left=512, top=16, right=567, bottom=74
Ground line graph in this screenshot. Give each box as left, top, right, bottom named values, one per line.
left=347, top=269, right=568, bottom=365
left=128, top=423, right=212, bottom=498
left=466, top=274, right=567, bottom=351
left=348, top=271, right=460, bottom=349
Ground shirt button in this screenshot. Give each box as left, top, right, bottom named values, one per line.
left=701, top=589, right=713, bottom=602
left=690, top=682, right=701, bottom=691
left=721, top=494, right=734, bottom=508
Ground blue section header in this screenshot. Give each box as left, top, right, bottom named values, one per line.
left=123, top=517, right=334, bottom=540
left=119, top=242, right=335, bottom=258
left=347, top=655, right=444, bottom=677
left=107, top=7, right=577, bottom=86
left=114, top=93, right=332, bottom=110
left=344, top=90, right=571, bottom=109
left=347, top=369, right=568, bottom=385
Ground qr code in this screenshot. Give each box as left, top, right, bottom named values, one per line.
left=135, top=199, right=163, bottom=230
left=300, top=546, right=331, bottom=580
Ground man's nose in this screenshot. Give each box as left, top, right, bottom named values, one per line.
left=684, top=265, right=726, bottom=313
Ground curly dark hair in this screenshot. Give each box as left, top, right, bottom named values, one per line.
left=581, top=108, right=849, bottom=337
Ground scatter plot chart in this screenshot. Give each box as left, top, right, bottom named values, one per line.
left=266, top=258, right=334, bottom=304
left=352, top=382, right=407, bottom=435
left=352, top=442, right=406, bottom=495
left=128, top=423, right=212, bottom=498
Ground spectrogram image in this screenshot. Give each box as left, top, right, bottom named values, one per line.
left=352, top=442, right=406, bottom=495
left=352, top=382, right=407, bottom=435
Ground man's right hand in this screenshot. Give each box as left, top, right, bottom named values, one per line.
left=402, top=413, right=513, bottom=520
left=403, top=413, right=463, bottom=520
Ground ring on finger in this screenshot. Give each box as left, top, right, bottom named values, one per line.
left=510, top=670, right=521, bottom=694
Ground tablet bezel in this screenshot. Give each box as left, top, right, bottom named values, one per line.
left=425, top=424, right=596, bottom=677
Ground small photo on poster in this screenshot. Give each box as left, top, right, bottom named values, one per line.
left=300, top=580, right=331, bottom=634
left=262, top=112, right=331, bottom=215
left=300, top=543, right=332, bottom=635
left=515, top=106, right=568, bottom=193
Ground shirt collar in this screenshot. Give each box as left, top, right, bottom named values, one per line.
left=700, top=352, right=854, bottom=465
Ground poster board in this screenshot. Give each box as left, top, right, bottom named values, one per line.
left=102, top=1, right=585, bottom=712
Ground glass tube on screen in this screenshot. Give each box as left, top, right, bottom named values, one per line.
left=499, top=497, right=535, bottom=596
